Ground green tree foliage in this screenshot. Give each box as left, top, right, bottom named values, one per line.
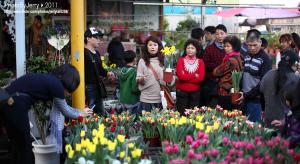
left=176, top=18, right=200, bottom=32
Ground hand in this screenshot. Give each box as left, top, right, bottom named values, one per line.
left=271, top=120, right=284, bottom=127
left=79, top=107, right=93, bottom=117
left=235, top=92, right=244, bottom=104
left=138, top=76, right=146, bottom=85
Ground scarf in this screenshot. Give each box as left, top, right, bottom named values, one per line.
left=223, top=51, right=240, bottom=61
left=49, top=102, right=65, bottom=153
left=214, top=41, right=224, bottom=50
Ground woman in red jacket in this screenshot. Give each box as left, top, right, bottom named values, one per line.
left=176, top=39, right=205, bottom=115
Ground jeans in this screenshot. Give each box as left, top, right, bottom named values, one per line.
left=245, top=101, right=262, bottom=123
left=85, top=84, right=104, bottom=116
left=138, top=102, right=162, bottom=114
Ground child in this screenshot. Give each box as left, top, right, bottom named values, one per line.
left=119, top=50, right=140, bottom=114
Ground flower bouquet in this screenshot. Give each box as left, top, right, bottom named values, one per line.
left=231, top=70, right=242, bottom=104
left=161, top=45, right=176, bottom=83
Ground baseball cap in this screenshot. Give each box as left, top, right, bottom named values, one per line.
left=84, top=27, right=104, bottom=38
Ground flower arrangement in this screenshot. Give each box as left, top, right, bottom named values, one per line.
left=100, top=55, right=117, bottom=72
left=231, top=70, right=242, bottom=93
left=161, top=45, right=176, bottom=71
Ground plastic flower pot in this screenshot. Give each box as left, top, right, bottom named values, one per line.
left=231, top=92, right=241, bottom=105
left=163, top=68, right=173, bottom=83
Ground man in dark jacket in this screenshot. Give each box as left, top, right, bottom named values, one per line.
left=237, top=29, right=272, bottom=123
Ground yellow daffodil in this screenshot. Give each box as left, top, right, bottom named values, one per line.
left=81, top=138, right=90, bottom=148
left=178, top=116, right=187, bottom=125
left=75, top=144, right=82, bottom=152
left=65, top=144, right=72, bottom=153
left=196, top=115, right=204, bottom=122
left=117, top=134, right=125, bottom=143
left=132, top=148, right=142, bottom=158
left=120, top=151, right=125, bottom=159
left=196, top=122, right=204, bottom=130
left=170, top=45, right=176, bottom=54
left=128, top=143, right=135, bottom=149
left=161, top=47, right=171, bottom=55
left=87, top=143, right=96, bottom=153
left=80, top=130, right=86, bottom=138
left=169, top=118, right=176, bottom=125
left=68, top=149, right=74, bottom=158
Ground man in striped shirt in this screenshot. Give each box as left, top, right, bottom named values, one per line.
left=237, top=29, right=272, bottom=123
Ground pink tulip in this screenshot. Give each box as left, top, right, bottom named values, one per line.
left=246, top=143, right=254, bottom=149
left=237, top=150, right=244, bottom=157
left=247, top=156, right=254, bottom=163
left=266, top=140, right=274, bottom=147
left=197, top=131, right=205, bottom=139
left=172, top=144, right=179, bottom=153
left=162, top=140, right=170, bottom=146
left=283, top=140, right=290, bottom=147
left=203, top=134, right=209, bottom=139
left=187, top=149, right=194, bottom=158
left=288, top=149, right=295, bottom=156
left=165, top=145, right=173, bottom=154
left=277, top=154, right=284, bottom=161
left=222, top=137, right=230, bottom=145
left=208, top=162, right=217, bottom=164
left=194, top=153, right=203, bottom=160
left=225, top=155, right=232, bottom=162
left=185, top=135, right=193, bottom=145
left=201, top=139, right=209, bottom=145
left=169, top=159, right=185, bottom=164
left=254, top=150, right=260, bottom=158
left=228, top=148, right=235, bottom=156
left=211, top=148, right=219, bottom=157
left=191, top=140, right=201, bottom=149
left=254, top=158, right=264, bottom=164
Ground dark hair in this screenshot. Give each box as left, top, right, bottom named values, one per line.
left=182, top=38, right=203, bottom=58
left=261, top=38, right=268, bottom=49
left=246, top=29, right=261, bottom=42
left=141, top=36, right=164, bottom=66
left=124, top=50, right=136, bottom=63
left=34, top=15, right=42, bottom=22
left=204, top=26, right=216, bottom=34
left=283, top=80, right=300, bottom=118
left=191, top=28, right=204, bottom=40
left=291, top=33, right=300, bottom=49
left=279, top=33, right=294, bottom=48
left=275, top=50, right=299, bottom=94
left=223, top=35, right=241, bottom=52
left=51, top=64, right=80, bottom=93
left=215, top=24, right=227, bottom=33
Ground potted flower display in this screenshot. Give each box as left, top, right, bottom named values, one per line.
left=161, top=45, right=176, bottom=83
left=231, top=70, right=242, bottom=104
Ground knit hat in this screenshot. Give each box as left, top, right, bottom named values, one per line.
left=84, top=27, right=103, bottom=38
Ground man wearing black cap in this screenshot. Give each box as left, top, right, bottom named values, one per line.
left=84, top=27, right=114, bottom=115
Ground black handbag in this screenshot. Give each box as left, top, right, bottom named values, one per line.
left=88, top=52, right=108, bottom=98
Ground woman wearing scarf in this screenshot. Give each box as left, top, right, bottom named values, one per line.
left=213, top=35, right=243, bottom=110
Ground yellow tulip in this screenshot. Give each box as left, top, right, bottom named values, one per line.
left=178, top=116, right=187, bottom=125
left=93, top=137, right=99, bottom=145
left=196, top=122, right=204, bottom=130
left=214, top=122, right=219, bottom=130
left=87, top=143, right=96, bottom=153
left=107, top=140, right=117, bottom=151
left=92, top=129, right=97, bottom=137
left=196, top=115, right=204, bottom=122
left=205, top=126, right=212, bottom=134
left=120, top=151, right=125, bottom=159
left=128, top=143, right=134, bottom=149
left=82, top=149, right=87, bottom=156
left=117, top=135, right=125, bottom=143
left=80, top=130, right=86, bottom=138
left=75, top=144, right=82, bottom=152
left=127, top=157, right=131, bottom=163
left=169, top=118, right=176, bottom=125
left=100, top=137, right=108, bottom=145
left=68, top=149, right=74, bottom=158
left=65, top=144, right=72, bottom=153
left=132, top=148, right=142, bottom=158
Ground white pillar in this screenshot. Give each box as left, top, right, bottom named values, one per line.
left=15, top=0, right=26, bottom=77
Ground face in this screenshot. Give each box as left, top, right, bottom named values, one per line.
left=215, top=29, right=226, bottom=43
left=147, top=40, right=159, bottom=56
left=223, top=42, right=233, bottom=54
left=186, top=44, right=197, bottom=57
left=205, top=32, right=214, bottom=41
left=88, top=36, right=102, bottom=48
left=280, top=40, right=292, bottom=50
left=246, top=40, right=261, bottom=55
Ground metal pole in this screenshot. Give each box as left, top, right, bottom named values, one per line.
left=71, top=0, right=85, bottom=109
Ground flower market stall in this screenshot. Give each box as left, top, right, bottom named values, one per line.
left=64, top=106, right=300, bottom=164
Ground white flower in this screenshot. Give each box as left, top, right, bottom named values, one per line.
left=139, top=159, right=152, bottom=164
left=112, top=159, right=121, bottom=164
left=78, top=157, right=86, bottom=164
left=86, top=160, right=95, bottom=164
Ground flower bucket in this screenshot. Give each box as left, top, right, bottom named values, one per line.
left=231, top=92, right=241, bottom=105
left=163, top=68, right=173, bottom=83
left=144, top=136, right=161, bottom=147
left=32, top=140, right=59, bottom=164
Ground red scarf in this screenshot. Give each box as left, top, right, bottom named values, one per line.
left=223, top=51, right=240, bottom=61
left=184, top=55, right=197, bottom=64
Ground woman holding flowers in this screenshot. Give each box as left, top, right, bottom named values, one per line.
left=176, top=39, right=205, bottom=115
left=136, top=36, right=165, bottom=112
left=213, top=35, right=243, bottom=110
